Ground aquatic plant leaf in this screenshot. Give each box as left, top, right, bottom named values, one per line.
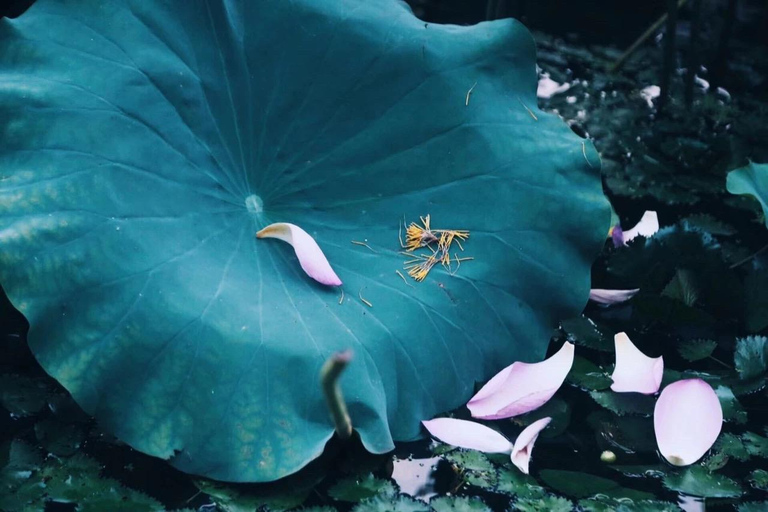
left=430, top=496, right=491, bottom=512
left=742, top=431, right=768, bottom=458
left=352, top=493, right=431, bottom=512
left=727, top=161, right=768, bottom=228
left=566, top=356, right=611, bottom=391
left=538, top=469, right=653, bottom=500
left=680, top=214, right=736, bottom=236
left=677, top=339, right=717, bottom=362
left=662, top=465, right=742, bottom=498
left=734, top=336, right=768, bottom=380
left=588, top=390, right=655, bottom=416
left=739, top=503, right=768, bottom=512
left=714, top=385, right=747, bottom=424
left=513, top=496, right=572, bottom=512
left=0, top=374, right=49, bottom=417
left=560, top=316, right=614, bottom=352
left=328, top=474, right=396, bottom=503
left=578, top=498, right=680, bottom=512
left=493, top=468, right=546, bottom=498
left=749, top=469, right=768, bottom=491
left=0, top=0, right=609, bottom=482
left=710, top=432, right=750, bottom=462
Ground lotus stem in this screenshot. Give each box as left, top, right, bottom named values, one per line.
left=320, top=350, right=353, bottom=439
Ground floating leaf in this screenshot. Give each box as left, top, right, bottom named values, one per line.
left=513, top=495, right=573, bottom=512
left=430, top=496, right=491, bottom=512
left=680, top=214, right=736, bottom=236
left=561, top=316, right=614, bottom=352
left=494, top=468, right=546, bottom=498
left=662, top=465, right=742, bottom=498
left=589, top=390, right=655, bottom=416
left=677, top=339, right=717, bottom=362
left=661, top=269, right=699, bottom=307
left=352, top=493, right=431, bottom=512
left=714, top=385, right=747, bottom=424
left=734, top=336, right=768, bottom=380
left=0, top=0, right=609, bottom=482
left=566, top=356, right=611, bottom=391
left=579, top=498, right=680, bottom=512
left=710, top=433, right=750, bottom=462
left=328, top=474, right=396, bottom=503
left=739, top=503, right=768, bottom=512
left=727, top=161, right=768, bottom=228
left=538, top=469, right=653, bottom=500
left=749, top=469, right=768, bottom=491
left=742, top=431, right=768, bottom=458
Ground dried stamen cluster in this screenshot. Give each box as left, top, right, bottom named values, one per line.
left=400, top=215, right=472, bottom=282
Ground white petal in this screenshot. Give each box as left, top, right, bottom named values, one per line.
left=622, top=211, right=659, bottom=243
left=422, top=418, right=513, bottom=454
left=510, top=417, right=551, bottom=474
left=654, top=379, right=723, bottom=466
left=468, top=342, right=574, bottom=419
left=589, top=288, right=640, bottom=305
left=610, top=332, right=663, bottom=394
left=256, top=223, right=342, bottom=286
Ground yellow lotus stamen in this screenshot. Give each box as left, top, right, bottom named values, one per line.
left=400, top=215, right=471, bottom=281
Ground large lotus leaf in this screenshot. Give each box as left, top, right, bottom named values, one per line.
left=0, top=0, right=609, bottom=481
left=727, top=161, right=768, bottom=227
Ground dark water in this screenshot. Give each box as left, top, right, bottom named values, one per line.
left=2, top=1, right=768, bottom=511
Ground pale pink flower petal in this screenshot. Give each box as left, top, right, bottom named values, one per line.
left=621, top=211, right=659, bottom=244
left=467, top=342, right=575, bottom=419
left=422, top=418, right=512, bottom=454
left=654, top=379, right=723, bottom=466
left=610, top=332, right=663, bottom=394
left=589, top=288, right=640, bottom=305
left=510, top=417, right=551, bottom=474
left=256, top=223, right=342, bottom=286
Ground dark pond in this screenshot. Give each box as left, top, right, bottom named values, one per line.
left=1, top=0, right=767, bottom=511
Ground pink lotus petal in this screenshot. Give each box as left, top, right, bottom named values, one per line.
left=510, top=417, right=551, bottom=474
left=621, top=211, right=659, bottom=244
left=467, top=342, right=574, bottom=419
left=610, top=332, right=663, bottom=394
left=256, top=223, right=342, bottom=286
left=589, top=288, right=640, bottom=305
left=422, top=418, right=512, bottom=454
left=654, top=379, right=723, bottom=466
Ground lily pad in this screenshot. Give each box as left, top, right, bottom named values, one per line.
left=588, top=390, right=655, bottom=416
left=513, top=496, right=573, bottom=512
left=677, top=339, right=717, bottom=362
left=749, top=469, right=768, bottom=491
left=662, top=465, right=742, bottom=498
left=734, top=336, right=768, bottom=380
left=430, top=496, right=491, bottom=512
left=727, top=161, right=768, bottom=228
left=0, top=0, right=609, bottom=481
left=538, top=469, right=653, bottom=500
left=328, top=474, right=396, bottom=503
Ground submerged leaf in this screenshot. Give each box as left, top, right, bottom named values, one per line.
left=538, top=469, right=653, bottom=500
left=0, top=0, right=609, bottom=481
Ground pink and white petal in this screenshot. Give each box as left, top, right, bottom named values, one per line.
left=654, top=379, right=723, bottom=466
left=422, top=418, right=513, bottom=454
left=256, top=223, right=342, bottom=286
left=510, top=417, right=551, bottom=474
left=610, top=332, right=663, bottom=394
left=589, top=288, right=640, bottom=305
left=622, top=211, right=659, bottom=243
left=468, top=342, right=574, bottom=419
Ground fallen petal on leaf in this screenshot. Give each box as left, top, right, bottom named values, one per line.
left=422, top=418, right=512, bottom=454
left=622, top=211, right=659, bottom=244
left=511, top=417, right=551, bottom=474
left=654, top=379, right=723, bottom=466
left=589, top=288, right=640, bottom=305
left=257, top=223, right=342, bottom=286
left=468, top=342, right=574, bottom=419
left=610, top=332, right=663, bottom=394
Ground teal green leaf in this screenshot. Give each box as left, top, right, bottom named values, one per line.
left=742, top=431, right=768, bottom=458
left=727, top=161, right=768, bottom=228
left=710, top=432, right=750, bottom=462
left=328, top=473, right=396, bottom=503
left=676, top=339, right=717, bottom=362
left=494, top=468, right=547, bottom=498
left=352, top=493, right=431, bottom=512
left=561, top=316, right=614, bottom=352
left=512, top=495, right=573, bottom=512
left=680, top=214, right=736, bottom=236
left=566, top=356, right=611, bottom=390
left=0, top=0, right=609, bottom=482
left=579, top=498, right=680, bottom=512
left=662, top=465, right=742, bottom=498
left=714, top=386, right=748, bottom=424
left=734, top=336, right=768, bottom=380
left=430, top=496, right=491, bottom=512
left=538, top=469, right=653, bottom=500
left=588, top=390, right=655, bottom=416
left=739, top=503, right=768, bottom=512
left=749, top=469, right=768, bottom=491
left=195, top=478, right=313, bottom=512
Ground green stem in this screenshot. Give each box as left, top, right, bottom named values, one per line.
left=320, top=350, right=353, bottom=439
left=708, top=355, right=732, bottom=370
left=729, top=242, right=768, bottom=269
